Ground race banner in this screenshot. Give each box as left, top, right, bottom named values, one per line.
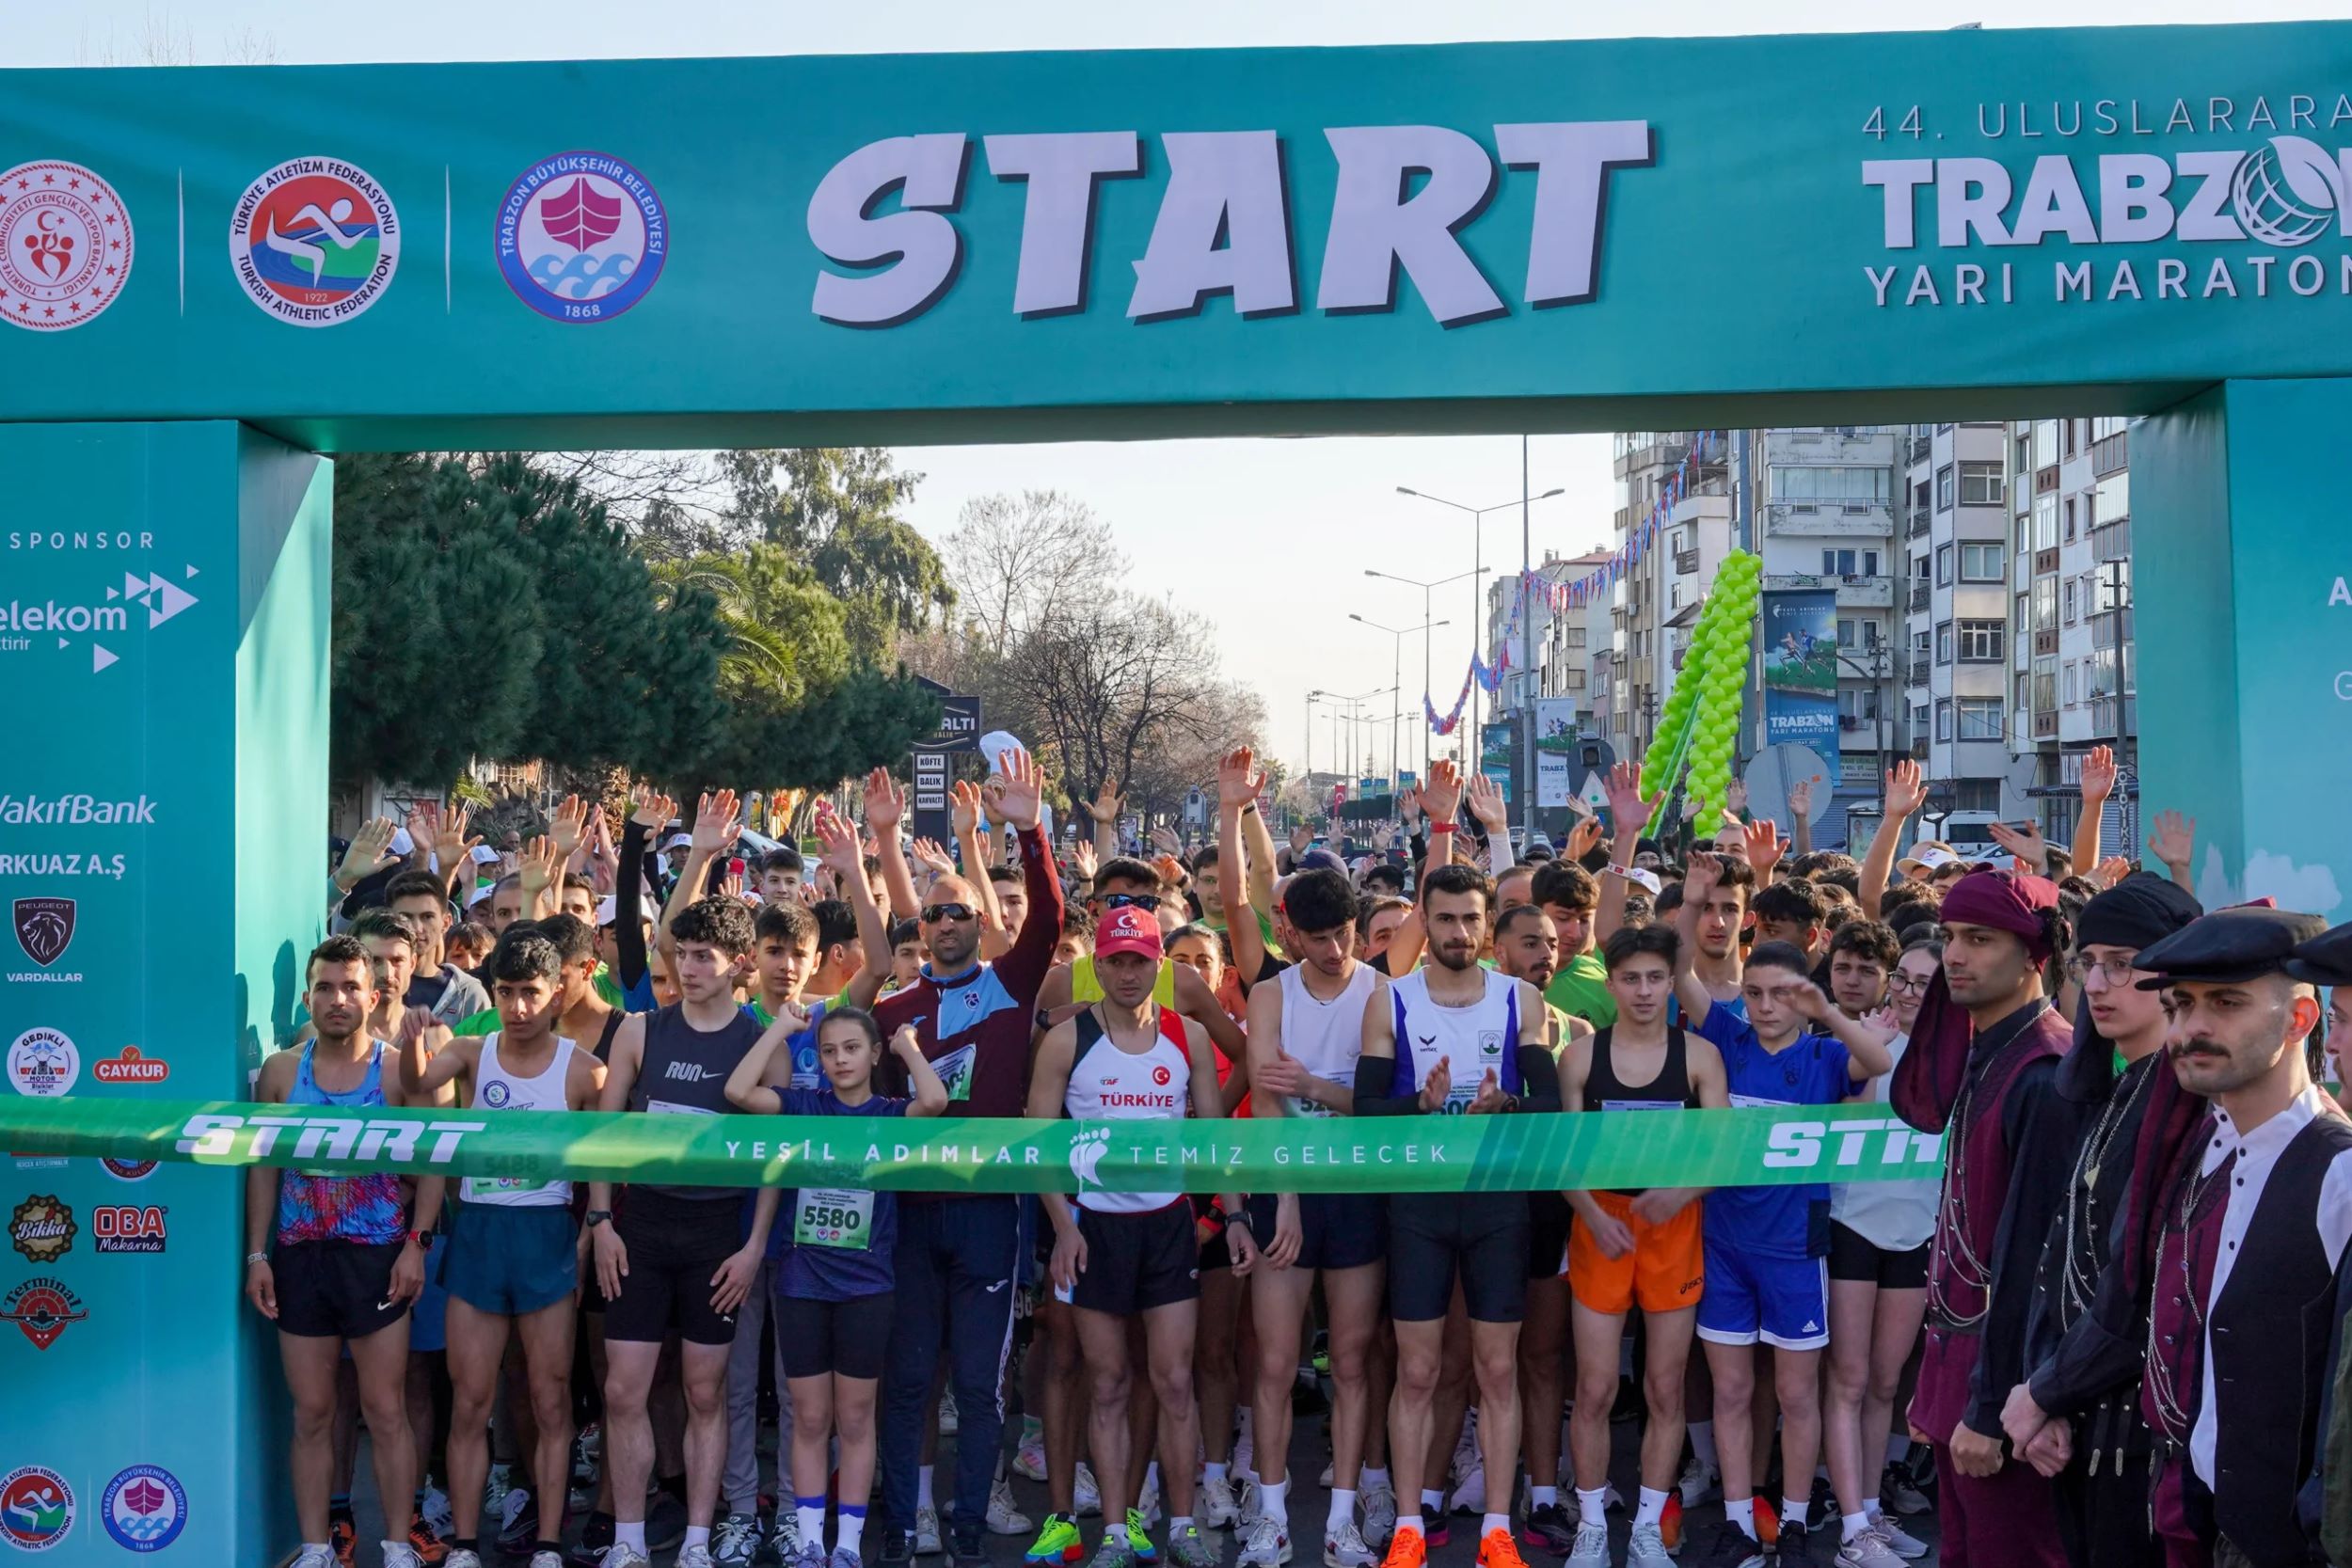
left=0, top=1098, right=1943, bottom=1195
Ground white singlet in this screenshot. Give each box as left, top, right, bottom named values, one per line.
left=1275, top=960, right=1377, bottom=1117
left=461, top=1031, right=577, bottom=1207
left=1386, top=968, right=1524, bottom=1115
left=1063, top=1006, right=1192, bottom=1213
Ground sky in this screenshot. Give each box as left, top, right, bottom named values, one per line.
left=17, top=0, right=2336, bottom=778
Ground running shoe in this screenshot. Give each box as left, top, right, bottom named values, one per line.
left=1869, top=1514, right=1927, bottom=1560
left=498, top=1488, right=540, bottom=1556
left=878, top=1528, right=911, bottom=1568
left=1519, top=1502, right=1576, bottom=1556
left=1626, top=1521, right=1674, bottom=1568
left=1375, top=1528, right=1424, bottom=1568
left=330, top=1515, right=357, bottom=1568
left=1200, top=1476, right=1241, bottom=1530
left=1169, top=1522, right=1220, bottom=1568
left=597, top=1547, right=652, bottom=1568
left=383, top=1546, right=425, bottom=1568
left=1475, top=1528, right=1531, bottom=1568
left=991, top=1477, right=1035, bottom=1536
left=1835, top=1525, right=1907, bottom=1568
left=647, top=1491, right=689, bottom=1552
left=1016, top=1433, right=1050, bottom=1482
left=916, top=1505, right=944, bottom=1556
left=1419, top=1507, right=1450, bottom=1551
left=679, top=1545, right=719, bottom=1568
left=776, top=1510, right=804, bottom=1558
left=568, top=1517, right=615, bottom=1568
left=1236, top=1481, right=1263, bottom=1533
left=1029, top=1514, right=1088, bottom=1565
left=1705, top=1527, right=1766, bottom=1568
left=1324, top=1520, right=1375, bottom=1568
left=422, top=1483, right=456, bottom=1538
left=1129, top=1508, right=1161, bottom=1564
left=530, top=1553, right=566, bottom=1568
left=1677, top=1456, right=1720, bottom=1509
left=1661, top=1494, right=1683, bottom=1556
left=715, top=1511, right=763, bottom=1566
left=834, top=1550, right=866, bottom=1568
left=1879, top=1464, right=1931, bottom=1517
left=954, top=1518, right=989, bottom=1568
left=444, top=1551, right=484, bottom=1568
left=795, top=1544, right=828, bottom=1568
left=1087, top=1542, right=1137, bottom=1568
left=1238, top=1515, right=1292, bottom=1568
left=1449, top=1414, right=1483, bottom=1515
left=1358, top=1485, right=1397, bottom=1551
left=407, top=1509, right=451, bottom=1565
left=1747, top=1499, right=1781, bottom=1548
left=1138, top=1475, right=1164, bottom=1529
left=1773, top=1515, right=1804, bottom=1559
left=292, top=1549, right=339, bottom=1568
left=1075, top=1464, right=1104, bottom=1519
left=1565, top=1521, right=1609, bottom=1568
left=941, top=1391, right=960, bottom=1436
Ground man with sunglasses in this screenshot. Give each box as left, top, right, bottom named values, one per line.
left=1033, top=860, right=1248, bottom=1077
left=869, top=745, right=1066, bottom=1568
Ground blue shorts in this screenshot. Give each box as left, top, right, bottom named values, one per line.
left=438, top=1202, right=579, bottom=1318
left=1695, top=1238, right=1829, bottom=1351
left=410, top=1233, right=450, bottom=1353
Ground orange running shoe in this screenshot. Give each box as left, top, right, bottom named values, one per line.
left=1377, top=1527, right=1427, bottom=1568
left=328, top=1516, right=356, bottom=1568
left=407, top=1510, right=450, bottom=1565
left=1660, top=1492, right=1684, bottom=1556
left=1477, top=1527, right=1532, bottom=1568
left=1750, top=1497, right=1780, bottom=1547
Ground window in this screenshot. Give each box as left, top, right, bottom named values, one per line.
left=1910, top=702, right=1930, bottom=733
left=1912, top=480, right=1930, bottom=512
left=1913, top=551, right=1931, bottom=581
left=2063, top=578, right=2077, bottom=625
left=1936, top=464, right=1955, bottom=510
left=1936, top=701, right=1954, bottom=741
left=1958, top=461, right=2005, bottom=506
left=1912, top=628, right=1931, bottom=660
left=1566, top=626, right=1587, bottom=647
left=2016, top=673, right=2031, bottom=714
left=2013, top=432, right=2032, bottom=477
left=1935, top=545, right=1953, bottom=586
left=2033, top=655, right=2058, bottom=713
left=2063, top=420, right=2078, bottom=459
left=2063, top=495, right=2077, bottom=543
left=1960, top=542, right=2003, bottom=581
left=1862, top=549, right=1880, bottom=577
left=2062, top=661, right=2077, bottom=705
left=1957, top=699, right=2003, bottom=741
left=1956, top=779, right=2002, bottom=813
left=1565, top=668, right=1586, bottom=691
left=1935, top=621, right=1953, bottom=664
left=2032, top=494, right=2058, bottom=552
left=1822, top=547, right=1857, bottom=575
left=1837, top=618, right=1858, bottom=648
left=1959, top=619, right=2003, bottom=660
left=1839, top=687, right=1880, bottom=720
left=1776, top=466, right=1892, bottom=503
left=2015, top=592, right=2031, bottom=642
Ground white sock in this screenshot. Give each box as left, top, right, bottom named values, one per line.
left=1635, top=1488, right=1666, bottom=1529
left=799, top=1505, right=827, bottom=1544
left=1783, top=1497, right=1807, bottom=1527
left=1205, top=1463, right=1228, bottom=1487
left=1884, top=1433, right=1908, bottom=1465
left=1171, top=1517, right=1192, bottom=1536
left=917, top=1466, right=935, bottom=1511
left=302, top=1548, right=329, bottom=1559
left=617, top=1522, right=648, bottom=1552
left=1865, top=1498, right=1884, bottom=1520
left=1690, top=1420, right=1717, bottom=1470
left=1262, top=1480, right=1289, bottom=1526
left=1482, top=1513, right=1510, bottom=1538
left=685, top=1526, right=711, bottom=1551
left=1530, top=1484, right=1557, bottom=1510
left=1106, top=1523, right=1129, bottom=1546
left=838, top=1515, right=866, bottom=1558
left=1361, top=1466, right=1390, bottom=1493
left=1842, top=1513, right=1871, bottom=1544
left=1728, top=1509, right=1756, bottom=1543
left=1420, top=1489, right=1443, bottom=1512
left=1144, top=1463, right=1160, bottom=1496
left=1327, top=1490, right=1356, bottom=1532
left=1394, top=1513, right=1424, bottom=1540
left=1577, top=1488, right=1607, bottom=1528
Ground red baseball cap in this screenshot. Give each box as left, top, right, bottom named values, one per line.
left=1094, top=905, right=1164, bottom=962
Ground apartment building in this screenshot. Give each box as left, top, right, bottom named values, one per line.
left=1609, top=432, right=1734, bottom=755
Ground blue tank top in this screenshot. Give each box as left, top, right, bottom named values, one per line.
left=274, top=1041, right=407, bottom=1246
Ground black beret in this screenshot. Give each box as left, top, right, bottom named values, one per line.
left=2074, top=873, right=2201, bottom=954
left=2286, top=921, right=2352, bottom=987
left=2132, top=906, right=2328, bottom=990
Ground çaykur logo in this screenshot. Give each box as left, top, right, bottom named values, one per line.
left=1861, top=91, right=2352, bottom=308
left=0, top=563, right=199, bottom=675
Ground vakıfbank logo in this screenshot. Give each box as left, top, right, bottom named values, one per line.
left=0, top=564, right=200, bottom=675
left=1858, top=91, right=2352, bottom=309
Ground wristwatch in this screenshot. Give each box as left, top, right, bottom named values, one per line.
left=584, top=1210, right=613, bottom=1230
left=245, top=1250, right=268, bottom=1267
left=407, top=1227, right=437, bottom=1250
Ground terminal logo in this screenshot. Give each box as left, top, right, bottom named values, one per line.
left=100, top=1465, right=185, bottom=1553
left=8, top=1195, right=74, bottom=1262
left=92, top=1046, right=167, bottom=1085
left=230, top=156, right=401, bottom=326
left=0, top=159, right=133, bottom=333
left=0, top=1465, right=74, bottom=1549
left=11, top=897, right=73, bottom=967
left=0, top=1277, right=87, bottom=1350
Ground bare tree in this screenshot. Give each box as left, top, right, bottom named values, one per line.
left=941, top=490, right=1126, bottom=649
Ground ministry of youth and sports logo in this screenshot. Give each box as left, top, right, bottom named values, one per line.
left=0, top=161, right=133, bottom=333
left=229, top=156, right=400, bottom=326
left=496, top=151, right=668, bottom=323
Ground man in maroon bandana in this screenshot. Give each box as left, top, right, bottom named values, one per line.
left=1892, top=867, right=2077, bottom=1566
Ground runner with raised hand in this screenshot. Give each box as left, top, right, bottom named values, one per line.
left=870, top=743, right=1066, bottom=1568
left=247, top=935, right=443, bottom=1568
left=1355, top=766, right=1558, bottom=1568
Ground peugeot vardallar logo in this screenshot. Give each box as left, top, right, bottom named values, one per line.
left=11, top=897, right=73, bottom=968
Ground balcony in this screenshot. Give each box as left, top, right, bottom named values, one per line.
left=2034, top=628, right=2059, bottom=656
left=2091, top=429, right=2130, bottom=479
left=1907, top=507, right=1931, bottom=538
left=2034, top=709, right=2058, bottom=739
left=2090, top=694, right=2136, bottom=737
left=2035, top=465, right=2060, bottom=495
left=1613, top=506, right=1629, bottom=533
left=1763, top=572, right=1895, bottom=610
left=1907, top=664, right=1930, bottom=689
left=1674, top=546, right=1700, bottom=576
left=1766, top=428, right=1897, bottom=467
left=1909, top=583, right=1931, bottom=611
left=1761, top=500, right=1895, bottom=539
left=1903, top=433, right=1933, bottom=467
left=1615, top=439, right=1689, bottom=479
left=2091, top=607, right=2134, bottom=648
left=2034, top=547, right=2061, bottom=576
left=2091, top=518, right=2131, bottom=563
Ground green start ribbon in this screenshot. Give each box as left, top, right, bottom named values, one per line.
left=1, top=1098, right=1945, bottom=1195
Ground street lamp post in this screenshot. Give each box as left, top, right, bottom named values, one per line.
left=1395, top=482, right=1566, bottom=752
left=1349, top=613, right=1449, bottom=793
left=1365, top=566, right=1483, bottom=784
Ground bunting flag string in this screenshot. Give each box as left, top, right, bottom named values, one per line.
left=1423, top=432, right=1725, bottom=733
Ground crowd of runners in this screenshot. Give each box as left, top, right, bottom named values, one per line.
left=252, top=736, right=2352, bottom=1568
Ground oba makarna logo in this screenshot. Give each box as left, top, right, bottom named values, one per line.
left=229, top=156, right=400, bottom=326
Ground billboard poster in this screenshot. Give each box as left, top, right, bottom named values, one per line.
left=1480, top=721, right=1515, bottom=806
left=1537, top=752, right=1572, bottom=808
left=1760, top=589, right=1841, bottom=785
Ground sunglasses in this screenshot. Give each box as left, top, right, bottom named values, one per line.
left=1096, top=893, right=1161, bottom=911
left=920, top=902, right=977, bottom=925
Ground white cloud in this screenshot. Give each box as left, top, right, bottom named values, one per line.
left=2200, top=842, right=2344, bottom=918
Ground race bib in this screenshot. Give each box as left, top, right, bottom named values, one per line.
left=931, top=1043, right=977, bottom=1102
left=1288, top=1095, right=1335, bottom=1119
left=644, top=1100, right=719, bottom=1117
left=1439, top=1081, right=1479, bottom=1116
left=1600, top=1100, right=1686, bottom=1113
left=1728, top=1092, right=1796, bottom=1111
left=794, top=1187, right=876, bottom=1250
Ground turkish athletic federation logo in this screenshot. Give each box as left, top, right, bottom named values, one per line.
left=0, top=1465, right=73, bottom=1550
left=100, top=1465, right=184, bottom=1553
left=496, top=151, right=667, bottom=323
left=12, top=897, right=73, bottom=967
left=0, top=161, right=132, bottom=332
left=230, top=156, right=400, bottom=325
